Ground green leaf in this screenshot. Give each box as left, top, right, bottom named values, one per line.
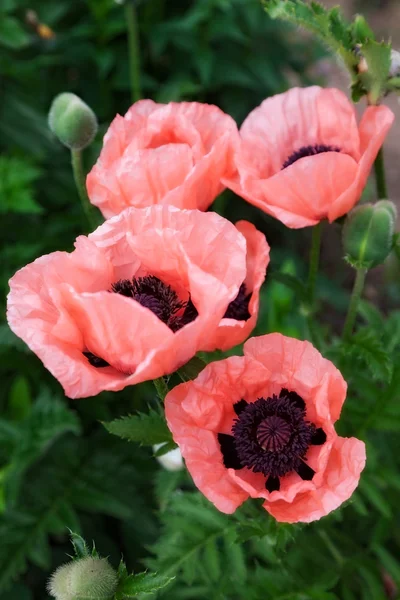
left=177, top=356, right=207, bottom=382
left=359, top=40, right=391, bottom=103
left=118, top=572, right=175, bottom=596
left=8, top=377, right=32, bottom=421
left=263, top=0, right=357, bottom=73
left=0, top=155, right=42, bottom=214
left=0, top=17, right=30, bottom=49
left=341, top=329, right=393, bottom=382
left=268, top=272, right=306, bottom=300
left=103, top=410, right=174, bottom=447
left=69, top=531, right=90, bottom=559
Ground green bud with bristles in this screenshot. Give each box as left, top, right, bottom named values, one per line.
left=343, top=201, right=397, bottom=269
left=47, top=557, right=118, bottom=600
left=48, top=93, right=98, bottom=150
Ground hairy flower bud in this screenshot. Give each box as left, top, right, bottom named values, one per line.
left=153, top=443, right=184, bottom=471
left=47, top=563, right=73, bottom=600
left=47, top=557, right=118, bottom=600
left=48, top=93, right=97, bottom=151
left=343, top=201, right=397, bottom=269
left=389, top=49, right=400, bottom=78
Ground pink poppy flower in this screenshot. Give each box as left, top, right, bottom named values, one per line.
left=86, top=100, right=239, bottom=218
left=165, top=333, right=366, bottom=523
left=224, top=87, right=394, bottom=228
left=7, top=206, right=268, bottom=399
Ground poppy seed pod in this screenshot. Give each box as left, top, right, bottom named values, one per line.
left=48, top=557, right=118, bottom=600
left=343, top=200, right=397, bottom=268
left=48, top=93, right=98, bottom=151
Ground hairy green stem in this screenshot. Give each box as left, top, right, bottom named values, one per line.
left=153, top=377, right=169, bottom=401
left=125, top=1, right=141, bottom=103
left=373, top=146, right=388, bottom=200
left=71, top=149, right=96, bottom=230
left=307, top=222, right=322, bottom=308
left=342, top=268, right=367, bottom=340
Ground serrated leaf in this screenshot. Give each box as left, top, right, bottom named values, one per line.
left=119, top=572, right=175, bottom=596
left=103, top=410, right=173, bottom=447
left=341, top=329, right=393, bottom=382
left=69, top=531, right=90, bottom=559
left=263, top=0, right=357, bottom=72
left=359, top=40, right=391, bottom=103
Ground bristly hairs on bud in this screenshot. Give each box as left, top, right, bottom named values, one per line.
left=343, top=201, right=397, bottom=270
left=48, top=93, right=98, bottom=151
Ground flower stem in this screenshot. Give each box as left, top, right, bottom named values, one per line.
left=342, top=268, right=367, bottom=341
left=374, top=146, right=388, bottom=199
left=153, top=377, right=169, bottom=401
left=307, top=222, right=322, bottom=309
left=125, top=1, right=141, bottom=103
left=71, top=149, right=96, bottom=230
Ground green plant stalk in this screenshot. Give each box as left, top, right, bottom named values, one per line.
left=125, top=1, right=142, bottom=103
left=342, top=268, right=367, bottom=340
left=307, top=222, right=322, bottom=309
left=153, top=377, right=169, bottom=401
left=373, top=146, right=388, bottom=199
left=71, top=149, right=96, bottom=230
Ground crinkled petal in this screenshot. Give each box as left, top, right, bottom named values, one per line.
left=263, top=436, right=366, bottom=523
left=244, top=333, right=347, bottom=424
left=204, top=220, right=270, bottom=350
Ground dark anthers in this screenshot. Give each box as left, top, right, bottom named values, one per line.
left=224, top=283, right=251, bottom=321
left=282, top=144, right=340, bottom=169
left=112, top=275, right=186, bottom=331
left=218, top=390, right=326, bottom=492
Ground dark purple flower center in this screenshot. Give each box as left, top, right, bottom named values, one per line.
left=282, top=144, right=341, bottom=169
left=83, top=276, right=252, bottom=368
left=218, top=389, right=327, bottom=493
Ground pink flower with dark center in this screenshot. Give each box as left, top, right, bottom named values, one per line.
left=87, top=100, right=239, bottom=218
left=7, top=206, right=269, bottom=398
left=224, top=86, right=394, bottom=228
left=165, top=333, right=366, bottom=523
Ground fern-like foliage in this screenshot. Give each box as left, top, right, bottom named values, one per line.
left=0, top=432, right=157, bottom=591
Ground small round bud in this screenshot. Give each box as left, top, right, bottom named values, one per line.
left=343, top=201, right=397, bottom=269
left=389, top=49, right=400, bottom=78
left=47, top=562, right=73, bottom=600
left=153, top=444, right=184, bottom=472
left=68, top=557, right=118, bottom=600
left=47, top=557, right=118, bottom=600
left=48, top=93, right=97, bottom=151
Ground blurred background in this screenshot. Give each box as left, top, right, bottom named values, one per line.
left=1, top=1, right=400, bottom=599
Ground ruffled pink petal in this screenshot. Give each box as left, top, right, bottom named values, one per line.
left=263, top=436, right=366, bottom=523
left=165, top=379, right=248, bottom=513
left=238, top=87, right=360, bottom=178
left=328, top=104, right=395, bottom=222
left=87, top=101, right=239, bottom=217
left=91, top=206, right=247, bottom=318
left=238, top=152, right=358, bottom=228
left=244, top=334, right=347, bottom=424
left=204, top=221, right=270, bottom=351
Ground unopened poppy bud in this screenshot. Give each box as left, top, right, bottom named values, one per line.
left=47, top=563, right=72, bottom=600
left=48, top=93, right=97, bottom=151
left=47, top=557, right=118, bottom=600
left=343, top=201, right=397, bottom=269
left=153, top=443, right=184, bottom=471
left=389, top=49, right=400, bottom=78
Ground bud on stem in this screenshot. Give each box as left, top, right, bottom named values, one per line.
left=48, top=93, right=97, bottom=151
left=48, top=557, right=118, bottom=600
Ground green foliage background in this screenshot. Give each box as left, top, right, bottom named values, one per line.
left=1, top=0, right=400, bottom=599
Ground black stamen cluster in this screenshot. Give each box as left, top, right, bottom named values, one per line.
left=224, top=283, right=251, bottom=321
left=282, top=144, right=340, bottom=169
left=112, top=275, right=186, bottom=330
left=232, top=394, right=315, bottom=478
